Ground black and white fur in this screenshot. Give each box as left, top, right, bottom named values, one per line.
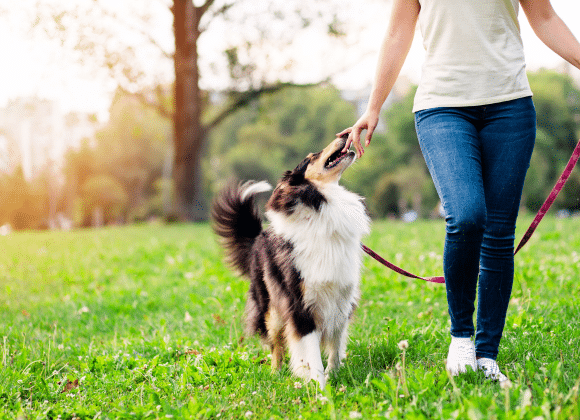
left=211, top=135, right=370, bottom=388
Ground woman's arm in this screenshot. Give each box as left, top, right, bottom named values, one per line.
left=339, top=0, right=420, bottom=157
left=520, top=0, right=580, bottom=70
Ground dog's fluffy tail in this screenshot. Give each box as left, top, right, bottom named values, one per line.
left=211, top=180, right=272, bottom=276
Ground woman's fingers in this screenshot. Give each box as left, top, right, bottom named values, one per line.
left=338, top=114, right=378, bottom=157
left=336, top=127, right=352, bottom=138
left=365, top=123, right=376, bottom=147
left=350, top=125, right=365, bottom=157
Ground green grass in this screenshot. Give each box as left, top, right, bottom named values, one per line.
left=1, top=216, right=580, bottom=419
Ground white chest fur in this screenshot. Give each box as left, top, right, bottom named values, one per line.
left=266, top=183, right=370, bottom=334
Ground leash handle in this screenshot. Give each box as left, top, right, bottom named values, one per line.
left=514, top=138, right=580, bottom=255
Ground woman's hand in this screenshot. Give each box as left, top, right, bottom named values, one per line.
left=336, top=110, right=380, bottom=158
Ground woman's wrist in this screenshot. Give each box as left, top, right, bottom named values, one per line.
left=365, top=105, right=382, bottom=120
left=367, top=88, right=390, bottom=116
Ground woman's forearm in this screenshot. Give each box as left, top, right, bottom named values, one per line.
left=337, top=0, right=420, bottom=157
left=521, top=0, right=580, bottom=70
left=367, top=0, right=420, bottom=116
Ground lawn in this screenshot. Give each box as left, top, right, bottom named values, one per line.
left=1, top=216, right=579, bottom=419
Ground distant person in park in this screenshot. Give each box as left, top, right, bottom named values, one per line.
left=338, top=0, right=580, bottom=383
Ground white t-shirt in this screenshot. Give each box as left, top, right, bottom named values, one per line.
left=413, top=0, right=533, bottom=112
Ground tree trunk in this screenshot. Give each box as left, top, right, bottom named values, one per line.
left=172, top=0, right=206, bottom=221
left=170, top=1, right=314, bottom=221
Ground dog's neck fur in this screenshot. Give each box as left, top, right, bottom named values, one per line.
left=266, top=182, right=370, bottom=286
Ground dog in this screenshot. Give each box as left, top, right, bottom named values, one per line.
left=211, top=134, right=370, bottom=388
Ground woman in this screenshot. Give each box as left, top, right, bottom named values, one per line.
left=339, top=0, right=580, bottom=382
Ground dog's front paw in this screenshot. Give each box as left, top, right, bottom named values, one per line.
left=293, top=363, right=326, bottom=389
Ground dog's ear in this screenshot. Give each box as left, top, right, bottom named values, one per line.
left=294, top=157, right=310, bottom=173
left=286, top=157, right=310, bottom=186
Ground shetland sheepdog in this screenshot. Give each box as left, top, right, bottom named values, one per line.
left=211, top=134, right=370, bottom=388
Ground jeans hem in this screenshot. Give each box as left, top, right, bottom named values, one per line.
left=475, top=353, right=497, bottom=360
left=450, top=333, right=474, bottom=339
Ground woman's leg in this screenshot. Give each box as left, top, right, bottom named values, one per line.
left=415, top=107, right=487, bottom=339
left=475, top=97, right=536, bottom=360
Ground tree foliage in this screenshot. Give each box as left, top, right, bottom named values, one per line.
left=80, top=174, right=128, bottom=225
left=2, top=70, right=579, bottom=230
left=0, top=167, right=49, bottom=230
left=62, top=89, right=171, bottom=226
left=345, top=86, right=439, bottom=218
left=207, top=71, right=580, bottom=219
left=205, top=85, right=356, bottom=194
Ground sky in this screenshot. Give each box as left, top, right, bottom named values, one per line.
left=1, top=0, right=579, bottom=121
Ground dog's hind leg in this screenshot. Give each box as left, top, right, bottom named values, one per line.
left=265, top=308, right=285, bottom=370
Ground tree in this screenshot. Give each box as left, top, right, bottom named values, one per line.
left=345, top=86, right=439, bottom=218
left=95, top=89, right=171, bottom=221
left=32, top=0, right=357, bottom=221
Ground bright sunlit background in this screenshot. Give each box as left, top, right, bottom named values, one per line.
left=1, top=0, right=579, bottom=120
left=1, top=0, right=579, bottom=230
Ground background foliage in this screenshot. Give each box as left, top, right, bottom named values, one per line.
left=1, top=70, right=579, bottom=229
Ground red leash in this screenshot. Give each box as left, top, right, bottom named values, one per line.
left=362, top=138, right=580, bottom=284
left=361, top=243, right=446, bottom=283
left=514, top=139, right=580, bottom=255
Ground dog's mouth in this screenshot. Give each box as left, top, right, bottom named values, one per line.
left=325, top=137, right=355, bottom=169
left=325, top=149, right=350, bottom=168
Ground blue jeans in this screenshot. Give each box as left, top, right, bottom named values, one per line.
left=414, top=97, right=536, bottom=360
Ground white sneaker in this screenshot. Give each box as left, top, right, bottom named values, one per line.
left=446, top=337, right=477, bottom=375
left=477, top=358, right=510, bottom=384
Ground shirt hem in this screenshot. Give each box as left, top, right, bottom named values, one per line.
left=412, top=90, right=533, bottom=113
